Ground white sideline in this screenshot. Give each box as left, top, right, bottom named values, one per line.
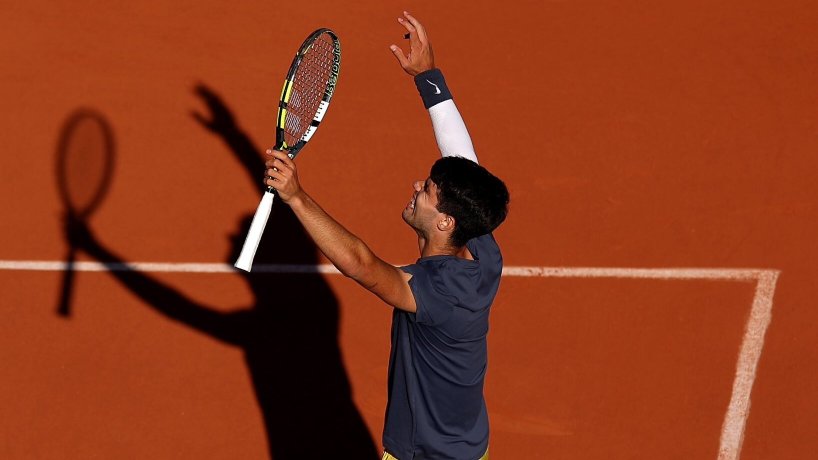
left=0, top=260, right=342, bottom=274
left=0, top=260, right=779, bottom=460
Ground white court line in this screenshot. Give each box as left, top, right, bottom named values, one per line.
left=0, top=260, right=342, bottom=274
left=717, top=270, right=779, bottom=460
left=0, top=260, right=779, bottom=460
left=0, top=260, right=772, bottom=279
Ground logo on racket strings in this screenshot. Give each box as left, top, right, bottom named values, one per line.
left=323, top=40, right=342, bottom=99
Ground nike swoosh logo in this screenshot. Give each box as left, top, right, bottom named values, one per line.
left=426, top=79, right=441, bottom=95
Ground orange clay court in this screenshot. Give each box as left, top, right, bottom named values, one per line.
left=1, top=1, right=817, bottom=459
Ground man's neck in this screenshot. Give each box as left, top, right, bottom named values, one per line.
left=418, top=235, right=472, bottom=260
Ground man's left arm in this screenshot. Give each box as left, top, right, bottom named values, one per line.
left=390, top=12, right=478, bottom=164
left=264, top=150, right=417, bottom=313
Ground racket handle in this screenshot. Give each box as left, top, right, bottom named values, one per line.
left=234, top=190, right=276, bottom=272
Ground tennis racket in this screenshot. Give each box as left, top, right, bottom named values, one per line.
left=56, top=110, right=116, bottom=317
left=234, top=28, right=341, bottom=272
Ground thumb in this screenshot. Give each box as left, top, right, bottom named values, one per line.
left=389, top=44, right=410, bottom=70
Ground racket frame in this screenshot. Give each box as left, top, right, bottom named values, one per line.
left=234, top=29, right=341, bottom=272
left=273, top=28, right=341, bottom=161
left=56, top=110, right=116, bottom=219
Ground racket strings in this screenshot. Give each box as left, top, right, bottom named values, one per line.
left=282, top=34, right=335, bottom=146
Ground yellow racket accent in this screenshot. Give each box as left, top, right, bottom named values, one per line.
left=281, top=79, right=294, bottom=103
left=276, top=79, right=295, bottom=138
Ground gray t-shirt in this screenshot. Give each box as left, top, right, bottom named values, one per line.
left=384, top=233, right=502, bottom=460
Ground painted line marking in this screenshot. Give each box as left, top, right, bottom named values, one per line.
left=0, top=260, right=773, bottom=279
left=717, top=270, right=778, bottom=460
left=0, top=260, right=342, bottom=274
left=0, top=260, right=779, bottom=460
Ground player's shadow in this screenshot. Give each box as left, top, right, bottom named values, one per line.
left=67, top=85, right=378, bottom=459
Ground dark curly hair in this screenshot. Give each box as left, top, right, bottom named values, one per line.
left=430, top=156, right=509, bottom=247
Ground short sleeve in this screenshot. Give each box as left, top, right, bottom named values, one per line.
left=400, top=264, right=456, bottom=326
left=466, top=233, right=501, bottom=264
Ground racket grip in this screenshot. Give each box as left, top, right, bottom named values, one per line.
left=234, top=191, right=276, bottom=272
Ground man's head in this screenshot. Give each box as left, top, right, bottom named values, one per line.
left=402, top=156, right=509, bottom=248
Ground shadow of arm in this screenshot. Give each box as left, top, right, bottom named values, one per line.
left=68, top=219, right=246, bottom=346
left=191, top=84, right=266, bottom=188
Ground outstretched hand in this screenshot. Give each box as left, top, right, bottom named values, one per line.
left=190, top=84, right=237, bottom=133
left=389, top=11, right=435, bottom=76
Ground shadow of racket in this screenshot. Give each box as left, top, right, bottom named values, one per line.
left=56, top=109, right=116, bottom=318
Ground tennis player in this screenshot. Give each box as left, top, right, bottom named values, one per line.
left=265, top=12, right=508, bottom=460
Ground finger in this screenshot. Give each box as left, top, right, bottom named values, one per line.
left=264, top=162, right=284, bottom=176
left=264, top=168, right=287, bottom=187
left=389, top=44, right=410, bottom=68
left=397, top=16, right=416, bottom=36
left=403, top=12, right=428, bottom=44
left=190, top=111, right=208, bottom=125
left=398, top=17, right=422, bottom=49
left=271, top=150, right=295, bottom=169
left=265, top=153, right=291, bottom=175
left=270, top=157, right=292, bottom=173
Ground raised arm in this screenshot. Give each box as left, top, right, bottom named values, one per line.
left=389, top=12, right=478, bottom=163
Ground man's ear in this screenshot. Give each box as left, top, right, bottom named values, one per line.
left=437, top=215, right=455, bottom=232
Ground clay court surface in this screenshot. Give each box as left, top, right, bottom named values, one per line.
left=2, top=1, right=817, bottom=458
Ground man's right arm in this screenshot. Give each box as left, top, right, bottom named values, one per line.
left=265, top=150, right=418, bottom=314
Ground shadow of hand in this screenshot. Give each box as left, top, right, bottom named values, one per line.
left=64, top=214, right=102, bottom=256
left=191, top=83, right=238, bottom=133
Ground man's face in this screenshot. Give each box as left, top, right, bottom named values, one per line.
left=402, top=177, right=443, bottom=232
